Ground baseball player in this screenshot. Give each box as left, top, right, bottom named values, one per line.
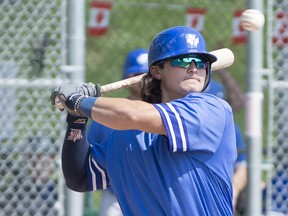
left=87, top=48, right=148, bottom=216
left=204, top=79, right=247, bottom=211
left=51, top=26, right=237, bottom=215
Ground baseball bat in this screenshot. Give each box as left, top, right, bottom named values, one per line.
left=55, top=48, right=234, bottom=109
left=100, top=48, right=234, bottom=93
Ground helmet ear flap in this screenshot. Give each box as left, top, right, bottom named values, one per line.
left=202, top=64, right=212, bottom=92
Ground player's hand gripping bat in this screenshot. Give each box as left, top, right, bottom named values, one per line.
left=54, top=48, right=234, bottom=110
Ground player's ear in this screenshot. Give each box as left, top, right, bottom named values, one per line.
left=150, top=66, right=161, bottom=80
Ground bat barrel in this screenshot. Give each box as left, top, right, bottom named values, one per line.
left=210, top=48, right=234, bottom=71
left=100, top=74, right=145, bottom=94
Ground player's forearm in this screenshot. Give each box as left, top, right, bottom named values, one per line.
left=232, top=165, right=247, bottom=195
left=88, top=97, right=166, bottom=135
left=62, top=124, right=90, bottom=192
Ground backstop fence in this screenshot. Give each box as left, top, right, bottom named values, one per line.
left=0, top=0, right=67, bottom=215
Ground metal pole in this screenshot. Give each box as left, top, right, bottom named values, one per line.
left=65, top=0, right=86, bottom=215
left=67, top=0, right=86, bottom=82
left=264, top=0, right=274, bottom=213
left=246, top=0, right=264, bottom=215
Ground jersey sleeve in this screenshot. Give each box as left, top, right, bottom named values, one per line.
left=87, top=121, right=113, bottom=144
left=86, top=149, right=110, bottom=191
left=86, top=121, right=113, bottom=191
left=153, top=93, right=230, bottom=156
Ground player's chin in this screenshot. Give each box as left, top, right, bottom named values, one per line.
left=182, top=80, right=203, bottom=93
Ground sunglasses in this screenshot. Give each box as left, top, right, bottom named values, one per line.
left=170, top=56, right=208, bottom=70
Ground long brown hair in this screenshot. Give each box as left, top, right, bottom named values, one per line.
left=140, top=72, right=162, bottom=103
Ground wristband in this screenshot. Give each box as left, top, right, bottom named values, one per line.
left=78, top=97, right=97, bottom=118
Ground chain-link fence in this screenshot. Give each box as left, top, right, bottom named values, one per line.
left=1, top=0, right=287, bottom=215
left=0, top=0, right=67, bottom=215
left=264, top=0, right=288, bottom=215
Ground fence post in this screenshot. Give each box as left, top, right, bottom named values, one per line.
left=65, top=0, right=86, bottom=215
left=246, top=0, right=264, bottom=215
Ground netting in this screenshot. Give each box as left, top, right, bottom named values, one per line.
left=0, top=0, right=67, bottom=215
left=265, top=0, right=288, bottom=214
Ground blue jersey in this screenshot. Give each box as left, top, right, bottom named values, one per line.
left=205, top=79, right=247, bottom=166
left=88, top=121, right=113, bottom=144
left=86, top=93, right=237, bottom=215
left=87, top=121, right=115, bottom=194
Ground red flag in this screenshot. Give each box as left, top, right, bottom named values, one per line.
left=273, top=10, right=288, bottom=46
left=186, top=8, right=207, bottom=32
left=88, top=1, right=112, bottom=36
left=232, top=10, right=246, bottom=44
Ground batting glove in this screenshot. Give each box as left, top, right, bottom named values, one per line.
left=81, top=82, right=101, bottom=97
left=50, top=82, right=101, bottom=107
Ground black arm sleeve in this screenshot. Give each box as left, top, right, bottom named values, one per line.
left=61, top=121, right=90, bottom=192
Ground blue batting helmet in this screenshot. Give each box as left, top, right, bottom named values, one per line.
left=148, top=26, right=217, bottom=91
left=148, top=26, right=217, bottom=67
left=122, top=48, right=148, bottom=79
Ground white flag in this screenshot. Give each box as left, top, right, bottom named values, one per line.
left=232, top=10, right=246, bottom=44
left=186, top=8, right=206, bottom=32
left=88, top=1, right=112, bottom=36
